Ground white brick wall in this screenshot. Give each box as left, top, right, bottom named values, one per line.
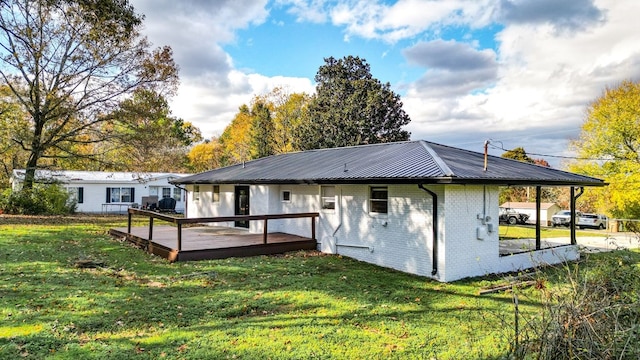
left=185, top=182, right=579, bottom=282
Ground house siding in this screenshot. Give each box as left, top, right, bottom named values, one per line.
left=184, top=182, right=580, bottom=282
left=67, top=180, right=186, bottom=213
left=11, top=171, right=187, bottom=213
left=441, top=185, right=501, bottom=281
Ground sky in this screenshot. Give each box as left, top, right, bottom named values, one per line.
left=131, top=0, right=640, bottom=167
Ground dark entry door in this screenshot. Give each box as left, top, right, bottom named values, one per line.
left=234, top=186, right=250, bottom=228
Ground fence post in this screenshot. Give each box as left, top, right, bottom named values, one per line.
left=127, top=211, right=132, bottom=234
left=177, top=222, right=182, bottom=251
left=263, top=218, right=268, bottom=244
left=311, top=215, right=316, bottom=241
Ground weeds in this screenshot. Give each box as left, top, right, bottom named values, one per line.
left=511, top=250, right=640, bottom=359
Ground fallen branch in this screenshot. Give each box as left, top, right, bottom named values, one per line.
left=479, top=280, right=537, bottom=295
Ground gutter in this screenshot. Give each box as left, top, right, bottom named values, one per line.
left=418, top=184, right=438, bottom=276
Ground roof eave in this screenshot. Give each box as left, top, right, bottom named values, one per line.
left=171, top=177, right=606, bottom=187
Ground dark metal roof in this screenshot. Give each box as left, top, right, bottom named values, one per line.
left=173, top=140, right=605, bottom=187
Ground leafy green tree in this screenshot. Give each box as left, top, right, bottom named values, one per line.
left=569, top=80, right=640, bottom=218
left=298, top=56, right=411, bottom=150
left=103, top=89, right=201, bottom=172
left=501, top=147, right=535, bottom=163
left=249, top=100, right=275, bottom=159
left=0, top=0, right=178, bottom=189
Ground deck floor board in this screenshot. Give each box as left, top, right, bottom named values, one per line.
left=110, top=225, right=316, bottom=261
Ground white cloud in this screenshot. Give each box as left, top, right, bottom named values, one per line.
left=402, top=0, right=640, bottom=165
left=129, top=0, right=640, bottom=168
left=276, top=0, right=330, bottom=23
left=132, top=0, right=317, bottom=139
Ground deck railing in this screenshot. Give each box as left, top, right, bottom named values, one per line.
left=127, top=208, right=319, bottom=251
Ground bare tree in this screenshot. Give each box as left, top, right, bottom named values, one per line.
left=0, top=0, right=178, bottom=188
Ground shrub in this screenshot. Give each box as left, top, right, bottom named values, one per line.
left=514, top=251, right=640, bottom=359
left=1, top=184, right=77, bottom=215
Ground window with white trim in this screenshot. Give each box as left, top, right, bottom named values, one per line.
left=321, top=186, right=335, bottom=210
left=213, top=185, right=220, bottom=202
left=193, top=185, right=200, bottom=201
left=369, top=186, right=388, bottom=214
left=106, top=187, right=134, bottom=203
left=173, top=188, right=182, bottom=201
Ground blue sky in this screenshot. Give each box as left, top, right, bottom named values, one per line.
left=131, top=0, right=640, bottom=167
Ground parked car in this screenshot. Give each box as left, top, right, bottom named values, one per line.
left=577, top=213, right=608, bottom=230
left=552, top=210, right=582, bottom=227
left=499, top=207, right=530, bottom=225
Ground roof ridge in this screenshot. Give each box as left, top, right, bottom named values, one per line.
left=419, top=140, right=455, bottom=177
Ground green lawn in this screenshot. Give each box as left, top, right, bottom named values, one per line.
left=499, top=224, right=604, bottom=240
left=0, top=215, right=637, bottom=359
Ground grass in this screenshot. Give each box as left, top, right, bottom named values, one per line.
left=1, top=215, right=638, bottom=359
left=498, top=224, right=605, bottom=240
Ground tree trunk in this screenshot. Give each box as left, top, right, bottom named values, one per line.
left=23, top=152, right=39, bottom=190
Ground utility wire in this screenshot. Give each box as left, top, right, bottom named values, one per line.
left=487, top=143, right=633, bottom=162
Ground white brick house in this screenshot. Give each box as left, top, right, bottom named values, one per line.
left=173, top=141, right=604, bottom=282
left=11, top=170, right=190, bottom=213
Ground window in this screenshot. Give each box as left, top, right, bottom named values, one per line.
left=173, top=188, right=182, bottom=202
left=369, top=187, right=388, bottom=214
left=106, top=187, right=135, bottom=203
left=67, top=187, right=84, bottom=204
left=162, top=187, right=171, bottom=199
left=321, top=186, right=335, bottom=210
left=282, top=190, right=291, bottom=202
left=213, top=185, right=220, bottom=202
left=193, top=185, right=200, bottom=201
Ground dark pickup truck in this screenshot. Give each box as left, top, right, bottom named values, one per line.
left=499, top=207, right=530, bottom=225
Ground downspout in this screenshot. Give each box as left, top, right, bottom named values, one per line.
left=329, top=187, right=343, bottom=253
left=418, top=184, right=438, bottom=276
left=332, top=187, right=343, bottom=238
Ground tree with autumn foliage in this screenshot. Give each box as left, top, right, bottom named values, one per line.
left=500, top=147, right=557, bottom=204
left=569, top=80, right=640, bottom=218
left=187, top=138, right=224, bottom=173
left=213, top=89, right=311, bottom=167
left=0, top=84, right=29, bottom=187
left=219, top=105, right=252, bottom=165
left=0, top=0, right=179, bottom=188
left=257, top=87, right=310, bottom=154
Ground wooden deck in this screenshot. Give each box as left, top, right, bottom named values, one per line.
left=109, top=225, right=318, bottom=262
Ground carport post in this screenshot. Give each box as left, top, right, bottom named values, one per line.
left=536, top=186, right=541, bottom=250
left=570, top=187, right=576, bottom=245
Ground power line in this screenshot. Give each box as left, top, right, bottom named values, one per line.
left=487, top=143, right=631, bottom=162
